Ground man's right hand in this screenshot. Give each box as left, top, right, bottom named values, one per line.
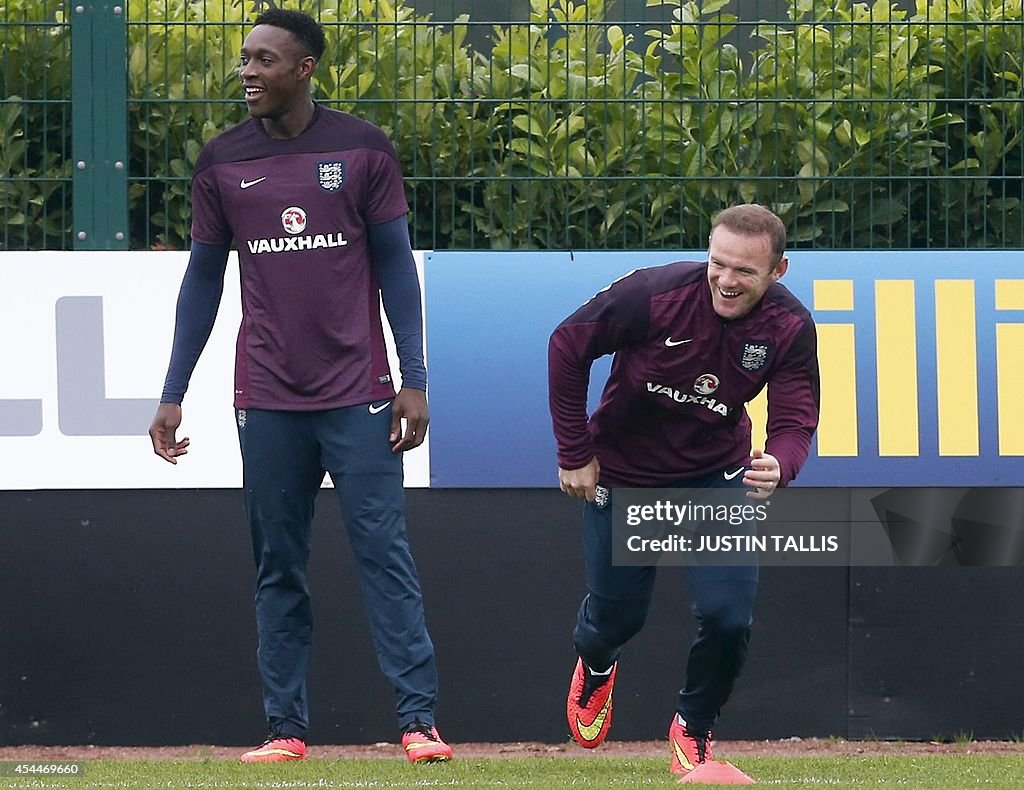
left=558, top=457, right=600, bottom=501
left=149, top=403, right=190, bottom=464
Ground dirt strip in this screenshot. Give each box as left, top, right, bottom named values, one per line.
left=1, top=739, right=1022, bottom=761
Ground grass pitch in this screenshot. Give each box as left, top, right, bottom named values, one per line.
left=3, top=754, right=1024, bottom=789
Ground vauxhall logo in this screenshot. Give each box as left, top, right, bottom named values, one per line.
left=646, top=381, right=731, bottom=416
left=245, top=205, right=349, bottom=254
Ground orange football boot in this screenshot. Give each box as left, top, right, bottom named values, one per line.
left=566, top=658, right=618, bottom=748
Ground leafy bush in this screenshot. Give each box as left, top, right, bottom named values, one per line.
left=127, top=0, right=249, bottom=247
left=0, top=0, right=72, bottom=251
left=312, top=0, right=485, bottom=250
left=917, top=0, right=1024, bottom=247
left=3, top=0, right=1022, bottom=250
left=743, top=0, right=1024, bottom=246
left=126, top=0, right=485, bottom=249
left=472, top=0, right=655, bottom=248
left=744, top=0, right=956, bottom=245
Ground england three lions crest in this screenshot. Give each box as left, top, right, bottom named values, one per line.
left=317, top=161, right=345, bottom=192
left=740, top=341, right=771, bottom=371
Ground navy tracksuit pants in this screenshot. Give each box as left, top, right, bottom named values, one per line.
left=236, top=403, right=438, bottom=739
left=573, top=468, right=758, bottom=733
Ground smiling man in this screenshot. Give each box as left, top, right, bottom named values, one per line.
left=548, top=204, right=819, bottom=779
left=148, top=9, right=451, bottom=765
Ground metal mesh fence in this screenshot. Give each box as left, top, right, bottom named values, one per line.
left=2, top=0, right=1022, bottom=251
left=0, top=1, right=72, bottom=251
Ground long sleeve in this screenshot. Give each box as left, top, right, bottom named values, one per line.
left=160, top=241, right=231, bottom=404
left=548, top=270, right=650, bottom=470
left=764, top=317, right=820, bottom=486
left=369, top=217, right=427, bottom=392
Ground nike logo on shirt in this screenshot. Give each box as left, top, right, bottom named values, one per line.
left=664, top=337, right=693, bottom=347
left=240, top=176, right=267, bottom=189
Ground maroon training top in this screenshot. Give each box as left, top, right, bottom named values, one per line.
left=190, top=104, right=408, bottom=410
left=548, top=261, right=820, bottom=487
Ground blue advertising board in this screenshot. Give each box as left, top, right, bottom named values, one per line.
left=425, top=250, right=1024, bottom=487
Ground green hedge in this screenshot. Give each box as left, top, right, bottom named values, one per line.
left=2, top=0, right=1021, bottom=250
left=0, top=0, right=72, bottom=250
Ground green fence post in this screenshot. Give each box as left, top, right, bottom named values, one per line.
left=71, top=1, right=129, bottom=250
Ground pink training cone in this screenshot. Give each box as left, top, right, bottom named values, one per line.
left=677, top=760, right=756, bottom=784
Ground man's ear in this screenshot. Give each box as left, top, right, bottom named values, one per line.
left=299, top=56, right=317, bottom=79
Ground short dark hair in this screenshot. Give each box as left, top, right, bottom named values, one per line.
left=253, top=8, right=326, bottom=61
left=710, top=204, right=786, bottom=261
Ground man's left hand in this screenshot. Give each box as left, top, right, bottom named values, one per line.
left=390, top=387, right=429, bottom=453
left=743, top=448, right=780, bottom=500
